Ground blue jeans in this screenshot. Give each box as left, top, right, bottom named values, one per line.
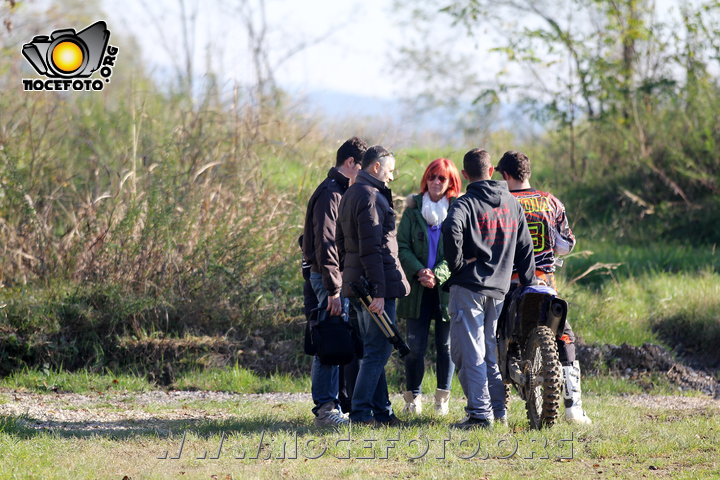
left=404, top=287, right=454, bottom=394
left=309, top=272, right=344, bottom=415
left=448, top=285, right=506, bottom=420
left=349, top=298, right=396, bottom=422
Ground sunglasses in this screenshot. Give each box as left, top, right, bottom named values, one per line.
left=428, top=174, right=447, bottom=182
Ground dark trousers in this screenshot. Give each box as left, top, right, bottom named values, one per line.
left=339, top=307, right=360, bottom=414
left=349, top=298, right=396, bottom=422
left=404, top=286, right=455, bottom=395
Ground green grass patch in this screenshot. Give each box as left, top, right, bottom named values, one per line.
left=560, top=271, right=720, bottom=356
left=0, top=416, right=33, bottom=437
left=173, top=365, right=311, bottom=393
left=561, top=241, right=719, bottom=285
left=0, top=367, right=153, bottom=393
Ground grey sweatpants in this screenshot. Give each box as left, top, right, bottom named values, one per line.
left=448, top=285, right=507, bottom=420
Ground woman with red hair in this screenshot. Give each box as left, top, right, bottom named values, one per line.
left=397, top=158, right=462, bottom=416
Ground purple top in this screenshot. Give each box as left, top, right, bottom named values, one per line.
left=426, top=224, right=441, bottom=270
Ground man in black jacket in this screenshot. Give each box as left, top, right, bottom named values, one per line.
left=442, top=148, right=536, bottom=429
left=302, top=136, right=368, bottom=427
left=337, top=145, right=410, bottom=425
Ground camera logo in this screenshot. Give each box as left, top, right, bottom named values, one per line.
left=22, top=21, right=119, bottom=92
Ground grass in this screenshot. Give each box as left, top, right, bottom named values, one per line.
left=173, top=365, right=311, bottom=394
left=0, top=366, right=310, bottom=395
left=0, top=366, right=709, bottom=399
left=0, top=368, right=153, bottom=394
left=0, top=388, right=717, bottom=479
left=559, top=271, right=720, bottom=355
left=561, top=240, right=719, bottom=286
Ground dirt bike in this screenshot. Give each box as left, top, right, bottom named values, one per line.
left=497, top=285, right=567, bottom=429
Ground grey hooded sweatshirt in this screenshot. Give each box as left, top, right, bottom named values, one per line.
left=442, top=180, right=536, bottom=299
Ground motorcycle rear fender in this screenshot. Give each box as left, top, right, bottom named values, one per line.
left=515, top=292, right=567, bottom=340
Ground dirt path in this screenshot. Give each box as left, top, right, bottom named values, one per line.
left=1, top=389, right=718, bottom=435
left=0, top=390, right=311, bottom=434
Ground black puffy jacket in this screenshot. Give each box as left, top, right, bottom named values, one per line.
left=336, top=170, right=410, bottom=299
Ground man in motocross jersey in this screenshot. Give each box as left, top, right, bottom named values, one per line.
left=495, top=150, right=592, bottom=425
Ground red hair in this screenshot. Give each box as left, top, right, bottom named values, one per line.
left=420, top=158, right=462, bottom=199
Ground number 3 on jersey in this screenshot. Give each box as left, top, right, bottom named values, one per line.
left=528, top=221, right=546, bottom=253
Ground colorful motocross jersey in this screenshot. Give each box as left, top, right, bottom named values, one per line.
left=510, top=188, right=575, bottom=272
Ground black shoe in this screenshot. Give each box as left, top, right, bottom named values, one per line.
left=451, top=416, right=492, bottom=429
left=377, top=414, right=405, bottom=427
left=351, top=418, right=380, bottom=428
left=495, top=416, right=509, bottom=427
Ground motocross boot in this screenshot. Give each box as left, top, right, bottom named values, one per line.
left=563, top=361, right=592, bottom=424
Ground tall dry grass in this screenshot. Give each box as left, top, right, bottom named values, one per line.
left=0, top=56, right=335, bottom=374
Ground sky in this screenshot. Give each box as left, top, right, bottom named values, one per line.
left=16, top=0, right=694, bottom=106
left=96, top=0, right=698, bottom=143
left=100, top=0, right=463, bottom=143
left=102, top=0, right=407, bottom=100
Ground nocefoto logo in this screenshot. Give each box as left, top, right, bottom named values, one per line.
left=21, top=20, right=119, bottom=92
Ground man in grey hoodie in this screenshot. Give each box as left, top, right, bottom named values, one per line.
left=442, top=148, right=536, bottom=429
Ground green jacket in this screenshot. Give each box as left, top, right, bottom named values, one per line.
left=397, top=194, right=453, bottom=321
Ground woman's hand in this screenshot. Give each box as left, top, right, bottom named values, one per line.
left=418, top=268, right=437, bottom=288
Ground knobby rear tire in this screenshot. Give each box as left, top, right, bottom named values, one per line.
left=523, top=326, right=563, bottom=429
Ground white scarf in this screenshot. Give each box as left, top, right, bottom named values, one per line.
left=421, top=192, right=449, bottom=226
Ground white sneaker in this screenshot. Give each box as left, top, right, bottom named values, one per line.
left=314, top=402, right=349, bottom=428
left=403, top=391, right=422, bottom=415
left=434, top=389, right=450, bottom=416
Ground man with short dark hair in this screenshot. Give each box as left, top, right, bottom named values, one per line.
left=442, top=148, right=536, bottom=429
left=337, top=145, right=410, bottom=426
left=302, top=136, right=368, bottom=427
left=496, top=150, right=592, bottom=425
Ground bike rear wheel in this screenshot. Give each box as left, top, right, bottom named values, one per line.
left=523, top=326, right=563, bottom=429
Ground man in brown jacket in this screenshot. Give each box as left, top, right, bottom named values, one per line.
left=302, top=136, right=368, bottom=427
left=337, top=145, right=410, bottom=425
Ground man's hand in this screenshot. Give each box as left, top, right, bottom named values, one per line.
left=326, top=294, right=342, bottom=316
left=368, top=297, right=385, bottom=315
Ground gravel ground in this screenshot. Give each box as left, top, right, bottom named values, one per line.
left=619, top=393, right=720, bottom=411
left=0, top=389, right=312, bottom=434
left=1, top=389, right=717, bottom=435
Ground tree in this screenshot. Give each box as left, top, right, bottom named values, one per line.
left=396, top=0, right=720, bottom=191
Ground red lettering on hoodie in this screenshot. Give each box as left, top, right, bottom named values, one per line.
left=476, top=204, right=518, bottom=244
